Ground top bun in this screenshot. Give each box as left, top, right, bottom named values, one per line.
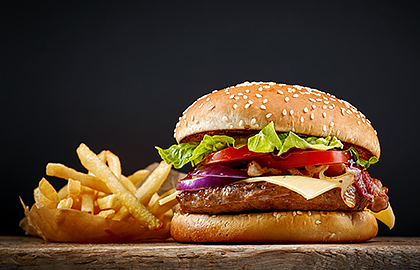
left=174, top=82, right=380, bottom=158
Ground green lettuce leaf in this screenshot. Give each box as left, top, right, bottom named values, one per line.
left=155, top=135, right=235, bottom=169
left=247, top=121, right=343, bottom=155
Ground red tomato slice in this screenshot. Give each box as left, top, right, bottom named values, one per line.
left=203, top=146, right=351, bottom=168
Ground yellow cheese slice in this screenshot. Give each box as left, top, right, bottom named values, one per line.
left=370, top=204, right=395, bottom=229
left=240, top=175, right=344, bottom=200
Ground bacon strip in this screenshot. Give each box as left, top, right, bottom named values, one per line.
left=347, top=166, right=389, bottom=212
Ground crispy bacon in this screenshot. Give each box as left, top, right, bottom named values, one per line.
left=347, top=166, right=389, bottom=212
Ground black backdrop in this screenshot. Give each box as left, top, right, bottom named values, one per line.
left=2, top=1, right=419, bottom=237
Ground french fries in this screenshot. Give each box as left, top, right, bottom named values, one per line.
left=20, top=142, right=182, bottom=243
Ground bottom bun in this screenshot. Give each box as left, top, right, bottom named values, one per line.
left=170, top=211, right=378, bottom=243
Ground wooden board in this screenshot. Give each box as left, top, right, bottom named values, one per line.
left=1, top=236, right=419, bottom=269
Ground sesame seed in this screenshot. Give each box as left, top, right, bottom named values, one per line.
left=260, top=105, right=266, bottom=110
left=309, top=98, right=316, bottom=102
left=208, top=105, right=215, bottom=111
left=322, top=112, right=327, bottom=118
left=228, top=124, right=234, bottom=129
left=239, top=120, right=244, bottom=126
left=233, top=104, right=238, bottom=109
left=330, top=121, right=334, bottom=127
left=206, top=97, right=210, bottom=101
left=222, top=116, right=229, bottom=122
left=311, top=104, right=316, bottom=109
left=285, top=97, right=290, bottom=102
left=263, top=99, right=268, bottom=104
left=277, top=90, right=284, bottom=95
left=244, top=103, right=250, bottom=109
left=297, top=211, right=303, bottom=215
left=282, top=109, right=287, bottom=116
left=310, top=113, right=314, bottom=120
left=293, top=94, right=299, bottom=98
left=323, top=125, right=327, bottom=132
left=248, top=100, right=253, bottom=104
left=358, top=120, right=361, bottom=125
left=300, top=116, right=304, bottom=122
left=225, top=91, right=230, bottom=95
left=237, top=92, right=243, bottom=96
left=198, top=103, right=203, bottom=109
left=303, top=107, right=309, bottom=113
left=315, top=220, right=321, bottom=225
left=316, top=98, right=323, bottom=102
left=194, top=120, right=199, bottom=124
left=245, top=89, right=250, bottom=93
left=229, top=94, right=235, bottom=99
left=266, top=113, right=272, bottom=118
left=289, top=109, right=294, bottom=116
left=341, top=109, right=346, bottom=116
left=258, top=87, right=263, bottom=91
left=251, top=118, right=257, bottom=125
left=324, top=100, right=329, bottom=104
left=243, top=95, right=248, bottom=99
left=256, top=93, right=262, bottom=98
left=323, top=105, right=327, bottom=109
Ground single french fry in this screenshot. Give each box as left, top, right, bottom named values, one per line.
left=149, top=189, right=178, bottom=219
left=67, top=179, right=82, bottom=197
left=81, top=186, right=95, bottom=214
left=46, top=163, right=111, bottom=194
left=57, top=197, right=73, bottom=209
left=105, top=150, right=122, bottom=179
left=33, top=187, right=42, bottom=204
left=127, top=169, right=150, bottom=187
left=97, top=209, right=115, bottom=218
left=76, top=143, right=162, bottom=230
left=57, top=185, right=68, bottom=200
left=148, top=193, right=160, bottom=207
left=96, top=194, right=118, bottom=210
left=38, top=178, right=59, bottom=203
left=135, top=161, right=172, bottom=205
left=39, top=195, right=58, bottom=209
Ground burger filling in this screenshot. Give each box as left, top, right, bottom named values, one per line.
left=156, top=122, right=393, bottom=228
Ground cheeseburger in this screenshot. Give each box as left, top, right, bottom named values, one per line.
left=157, top=81, right=394, bottom=243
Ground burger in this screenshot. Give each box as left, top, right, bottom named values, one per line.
left=156, top=81, right=394, bottom=243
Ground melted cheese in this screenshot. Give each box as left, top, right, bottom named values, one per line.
left=370, top=204, right=395, bottom=229
left=241, top=175, right=345, bottom=200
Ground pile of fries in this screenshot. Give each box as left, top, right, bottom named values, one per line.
left=20, top=143, right=182, bottom=243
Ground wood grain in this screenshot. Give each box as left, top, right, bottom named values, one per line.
left=1, top=236, right=419, bottom=269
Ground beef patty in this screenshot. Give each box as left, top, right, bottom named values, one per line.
left=177, top=181, right=368, bottom=215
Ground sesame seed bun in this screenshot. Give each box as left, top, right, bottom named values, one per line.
left=170, top=210, right=378, bottom=243
left=174, top=81, right=380, bottom=158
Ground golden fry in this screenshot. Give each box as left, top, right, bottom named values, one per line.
left=105, top=150, right=122, bottom=179
left=120, top=176, right=137, bottom=194
left=46, top=163, right=111, bottom=194
left=38, top=178, right=59, bottom=203
left=76, top=143, right=162, bottom=230
left=135, top=161, right=172, bottom=205
left=97, top=209, right=115, bottom=218
left=57, top=197, right=73, bottom=209
left=81, top=186, right=95, bottom=214
left=67, top=179, right=82, bottom=197
left=57, top=185, right=68, bottom=200
left=39, top=195, right=58, bottom=209
left=96, top=194, right=118, bottom=210
left=127, top=169, right=150, bottom=187
left=149, top=189, right=178, bottom=219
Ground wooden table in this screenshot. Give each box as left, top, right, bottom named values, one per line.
left=1, top=236, right=419, bottom=269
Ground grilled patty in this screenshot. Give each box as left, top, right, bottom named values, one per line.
left=177, top=181, right=368, bottom=215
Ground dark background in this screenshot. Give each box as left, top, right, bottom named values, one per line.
left=2, top=1, right=419, bottom=237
